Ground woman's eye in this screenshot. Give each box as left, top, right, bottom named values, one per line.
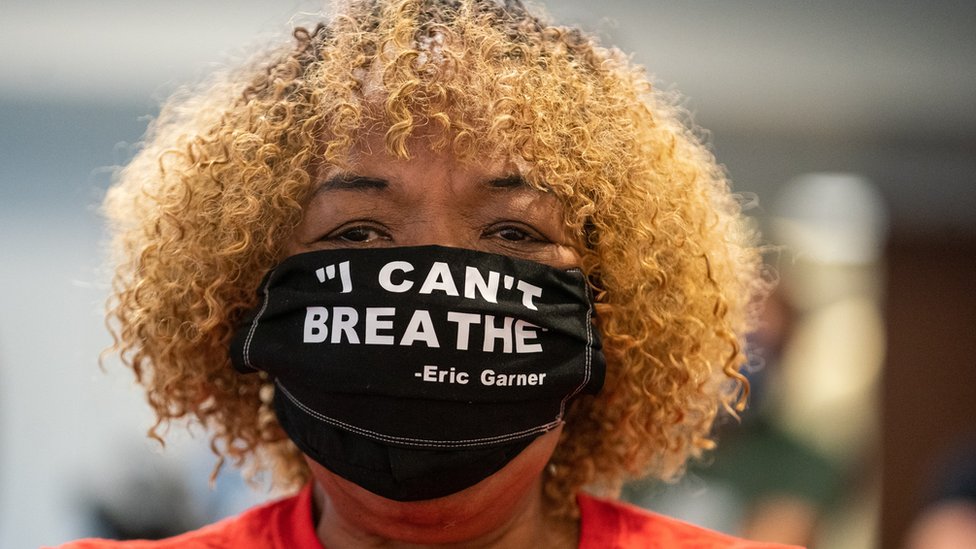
left=496, top=227, right=531, bottom=241
left=327, top=225, right=388, bottom=243
left=341, top=227, right=375, bottom=242
left=486, top=224, right=547, bottom=244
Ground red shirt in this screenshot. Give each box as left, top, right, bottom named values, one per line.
left=50, top=484, right=801, bottom=548
left=576, top=493, right=801, bottom=548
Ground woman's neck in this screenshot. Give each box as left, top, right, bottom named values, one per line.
left=311, top=478, right=578, bottom=549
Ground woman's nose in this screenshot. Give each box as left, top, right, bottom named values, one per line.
left=392, top=196, right=480, bottom=249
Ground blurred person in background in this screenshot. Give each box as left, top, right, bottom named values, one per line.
left=624, top=290, right=841, bottom=548
left=626, top=174, right=887, bottom=547
left=905, top=439, right=976, bottom=549
left=51, top=0, right=796, bottom=547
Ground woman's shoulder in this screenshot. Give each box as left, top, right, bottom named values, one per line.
left=45, top=485, right=319, bottom=549
left=577, top=492, right=804, bottom=549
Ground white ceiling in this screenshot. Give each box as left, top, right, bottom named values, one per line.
left=2, top=0, right=975, bottom=138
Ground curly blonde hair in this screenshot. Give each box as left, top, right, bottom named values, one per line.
left=105, top=0, right=763, bottom=518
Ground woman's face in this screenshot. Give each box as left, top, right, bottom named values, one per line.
left=286, top=136, right=580, bottom=269
left=286, top=135, right=582, bottom=542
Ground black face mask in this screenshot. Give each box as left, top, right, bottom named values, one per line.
left=230, top=245, right=604, bottom=501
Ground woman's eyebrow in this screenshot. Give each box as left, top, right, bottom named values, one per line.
left=315, top=174, right=389, bottom=194
left=484, top=175, right=528, bottom=189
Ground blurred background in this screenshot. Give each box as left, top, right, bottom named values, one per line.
left=1, top=1, right=974, bottom=547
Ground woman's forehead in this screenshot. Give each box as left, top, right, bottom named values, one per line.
left=319, top=130, right=532, bottom=185
left=305, top=132, right=569, bottom=228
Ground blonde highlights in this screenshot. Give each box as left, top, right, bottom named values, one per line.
left=105, top=0, right=763, bottom=518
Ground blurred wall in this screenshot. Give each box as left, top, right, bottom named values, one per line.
left=0, top=100, right=267, bottom=548
left=884, top=236, right=976, bottom=547
left=0, top=100, right=152, bottom=546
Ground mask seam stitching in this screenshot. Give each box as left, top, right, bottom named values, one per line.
left=243, top=268, right=278, bottom=371
left=556, top=275, right=593, bottom=422
left=275, top=379, right=561, bottom=448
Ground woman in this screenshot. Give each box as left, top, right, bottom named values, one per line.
left=59, top=0, right=792, bottom=547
